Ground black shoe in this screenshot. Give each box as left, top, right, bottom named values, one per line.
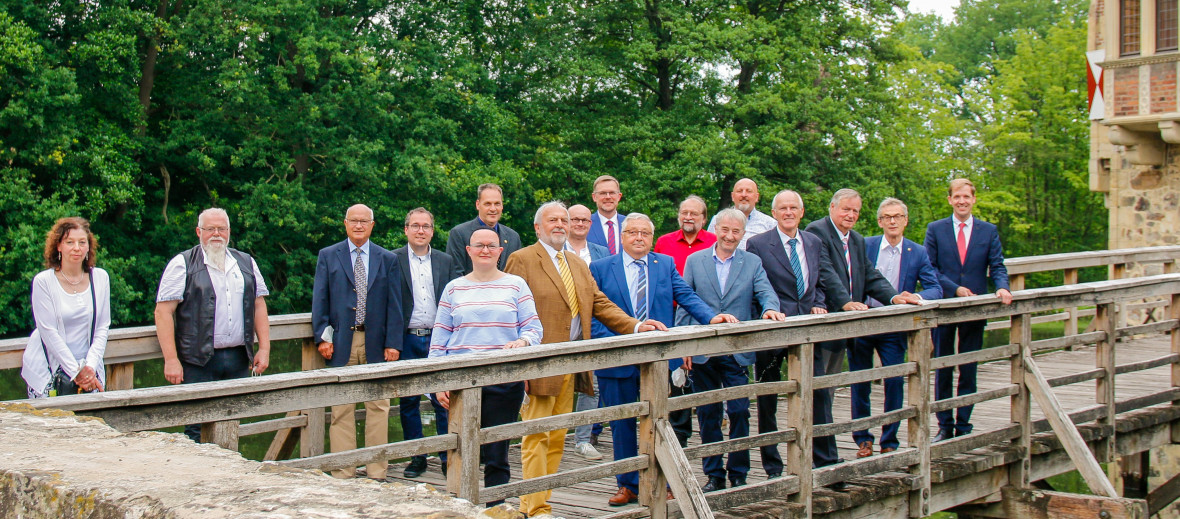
left=677, top=435, right=689, bottom=449
left=932, top=430, right=954, bottom=443
left=730, top=475, right=747, bottom=487
left=590, top=433, right=600, bottom=446
left=702, top=476, right=726, bottom=492
left=404, top=456, right=428, bottom=478
left=956, top=428, right=972, bottom=437
left=766, top=472, right=782, bottom=480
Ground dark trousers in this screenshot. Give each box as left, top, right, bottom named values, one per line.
left=850, top=332, right=907, bottom=450
left=812, top=339, right=849, bottom=468
left=597, top=374, right=641, bottom=492
left=670, top=372, right=693, bottom=445
left=754, top=348, right=787, bottom=475
left=480, top=381, right=525, bottom=506
left=934, top=320, right=984, bottom=435
left=399, top=332, right=450, bottom=461
left=692, top=355, right=751, bottom=479
left=181, top=346, right=251, bottom=442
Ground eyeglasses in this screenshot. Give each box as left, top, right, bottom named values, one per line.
left=877, top=214, right=907, bottom=222
left=678, top=211, right=704, bottom=217
left=468, top=244, right=502, bottom=251
left=594, top=191, right=620, bottom=197
left=570, top=218, right=592, bottom=224
left=345, top=219, right=373, bottom=226
left=622, top=230, right=653, bottom=238
left=407, top=224, right=433, bottom=231
left=200, top=226, right=229, bottom=234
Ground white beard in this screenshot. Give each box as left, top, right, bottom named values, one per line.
left=202, top=241, right=228, bottom=270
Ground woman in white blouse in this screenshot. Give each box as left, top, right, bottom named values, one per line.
left=21, top=217, right=111, bottom=397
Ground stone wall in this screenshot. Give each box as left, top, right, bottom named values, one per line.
left=0, top=403, right=498, bottom=519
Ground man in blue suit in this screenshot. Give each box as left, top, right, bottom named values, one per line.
left=587, top=175, right=626, bottom=255
left=566, top=203, right=610, bottom=460
left=590, top=213, right=737, bottom=507
left=745, top=189, right=835, bottom=478
left=850, top=198, right=943, bottom=458
left=677, top=208, right=787, bottom=492
left=311, top=204, right=404, bottom=480
left=925, top=179, right=1012, bottom=442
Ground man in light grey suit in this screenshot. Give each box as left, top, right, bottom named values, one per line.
left=676, top=208, right=787, bottom=492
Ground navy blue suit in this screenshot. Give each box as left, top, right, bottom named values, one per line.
left=851, top=236, right=942, bottom=450
left=311, top=241, right=404, bottom=366
left=588, top=212, right=626, bottom=254
left=676, top=247, right=780, bottom=482
left=590, top=252, right=716, bottom=493
left=925, top=216, right=1009, bottom=435
left=744, top=227, right=830, bottom=475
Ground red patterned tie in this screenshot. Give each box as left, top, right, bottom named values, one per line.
left=957, top=222, right=968, bottom=265
left=606, top=220, right=617, bottom=255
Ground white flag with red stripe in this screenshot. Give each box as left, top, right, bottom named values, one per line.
left=1087, top=49, right=1105, bottom=120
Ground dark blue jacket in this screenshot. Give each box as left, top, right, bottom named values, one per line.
left=923, top=216, right=1009, bottom=297
left=311, top=240, right=404, bottom=367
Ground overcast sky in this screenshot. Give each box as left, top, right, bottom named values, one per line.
left=907, top=0, right=960, bottom=20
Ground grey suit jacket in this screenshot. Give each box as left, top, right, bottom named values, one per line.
left=675, top=247, right=780, bottom=366
left=444, top=218, right=523, bottom=274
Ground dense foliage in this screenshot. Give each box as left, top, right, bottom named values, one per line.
left=0, top=0, right=1102, bottom=337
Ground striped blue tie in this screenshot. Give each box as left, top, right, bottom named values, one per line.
left=788, top=238, right=804, bottom=299
left=634, top=259, right=648, bottom=321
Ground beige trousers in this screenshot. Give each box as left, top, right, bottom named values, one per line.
left=329, top=331, right=391, bottom=479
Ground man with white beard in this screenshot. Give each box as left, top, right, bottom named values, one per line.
left=154, top=208, right=272, bottom=443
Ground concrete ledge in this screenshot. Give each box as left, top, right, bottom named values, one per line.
left=0, top=403, right=491, bottom=518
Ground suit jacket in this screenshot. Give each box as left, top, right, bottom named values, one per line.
left=804, top=216, right=898, bottom=310
left=924, top=216, right=1010, bottom=297
left=505, top=242, right=638, bottom=395
left=590, top=252, right=717, bottom=379
left=444, top=218, right=523, bottom=274
left=864, top=236, right=943, bottom=301
left=675, top=247, right=780, bottom=366
left=392, top=246, right=462, bottom=327
left=745, top=228, right=829, bottom=316
left=585, top=241, right=611, bottom=262
left=588, top=212, right=626, bottom=253
left=311, top=240, right=404, bottom=367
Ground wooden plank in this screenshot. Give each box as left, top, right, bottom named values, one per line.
left=1011, top=274, right=1026, bottom=292
left=1097, top=303, right=1117, bottom=463
left=262, top=412, right=302, bottom=461
left=999, top=486, right=1147, bottom=519
left=200, top=420, right=240, bottom=451
left=655, top=419, right=712, bottom=519
left=1045, top=367, right=1104, bottom=388
left=1064, top=268, right=1080, bottom=340
left=1147, top=469, right=1180, bottom=516
left=299, top=338, right=325, bottom=458
left=1009, top=313, right=1032, bottom=489
left=240, top=412, right=307, bottom=437
left=1118, top=319, right=1179, bottom=338
left=668, top=380, right=798, bottom=411
left=449, top=387, right=481, bottom=503
left=1030, top=331, right=1106, bottom=354
left=481, top=402, right=648, bottom=444
left=786, top=342, right=813, bottom=516
left=907, top=329, right=933, bottom=518
left=929, top=386, right=1019, bottom=414
left=813, top=362, right=915, bottom=390
left=480, top=457, right=649, bottom=504
left=638, top=361, right=670, bottom=519
left=812, top=448, right=920, bottom=487
left=930, top=424, right=1022, bottom=461
left=812, top=406, right=916, bottom=438
left=277, top=435, right=456, bottom=472
left=1115, top=354, right=1179, bottom=375
left=106, top=362, right=135, bottom=391
left=930, top=344, right=1019, bottom=370
left=1022, top=353, right=1118, bottom=497
left=681, top=429, right=799, bottom=459
left=1003, top=246, right=1180, bottom=275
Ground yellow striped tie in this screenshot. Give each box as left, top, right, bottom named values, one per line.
left=557, top=251, right=581, bottom=319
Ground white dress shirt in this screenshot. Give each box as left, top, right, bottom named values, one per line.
left=407, top=247, right=437, bottom=329
left=952, top=214, right=974, bottom=249
left=869, top=238, right=903, bottom=308
left=157, top=249, right=270, bottom=349
left=712, top=246, right=734, bottom=294
left=623, top=253, right=650, bottom=317
left=596, top=212, right=623, bottom=253
left=776, top=228, right=809, bottom=293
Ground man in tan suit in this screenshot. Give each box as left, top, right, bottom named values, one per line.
left=505, top=201, right=666, bottom=517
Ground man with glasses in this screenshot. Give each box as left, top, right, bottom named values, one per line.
left=565, top=203, right=610, bottom=460
left=588, top=175, right=626, bottom=255
left=589, top=213, right=736, bottom=506
left=393, top=207, right=461, bottom=478
left=445, top=183, right=522, bottom=274
left=849, top=198, right=942, bottom=458
left=155, top=208, right=272, bottom=443
left=311, top=204, right=404, bottom=480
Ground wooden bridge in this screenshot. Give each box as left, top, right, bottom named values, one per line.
left=3, top=246, right=1179, bottom=518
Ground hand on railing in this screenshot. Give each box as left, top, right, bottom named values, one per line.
left=842, top=301, right=869, bottom=311
left=997, top=288, right=1013, bottom=305
left=762, top=310, right=787, bottom=321
left=317, top=341, right=333, bottom=360
left=811, top=307, right=828, bottom=315
left=638, top=319, right=668, bottom=332
left=891, top=291, right=922, bottom=305
left=504, top=339, right=529, bottom=349
left=709, top=313, right=739, bottom=324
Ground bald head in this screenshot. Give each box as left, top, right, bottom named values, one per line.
left=569, top=204, right=594, bottom=241
left=731, top=178, right=760, bottom=215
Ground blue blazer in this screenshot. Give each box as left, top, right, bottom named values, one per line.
left=864, top=236, right=943, bottom=301
left=923, top=216, right=1009, bottom=297
left=588, top=212, right=626, bottom=254
left=675, top=247, right=780, bottom=366
left=590, top=252, right=717, bottom=378
left=311, top=240, right=404, bottom=367
left=581, top=241, right=611, bottom=262
left=745, top=228, right=829, bottom=316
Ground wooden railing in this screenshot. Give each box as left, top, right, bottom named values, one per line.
left=16, top=270, right=1180, bottom=518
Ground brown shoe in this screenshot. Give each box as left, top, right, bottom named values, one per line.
left=881, top=447, right=896, bottom=454
left=856, top=441, right=874, bottom=458
left=667, top=489, right=675, bottom=501
left=609, top=487, right=638, bottom=506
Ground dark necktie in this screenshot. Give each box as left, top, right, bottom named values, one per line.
left=788, top=238, right=804, bottom=299
left=606, top=220, right=617, bottom=255
left=354, top=247, right=367, bottom=324
left=634, top=259, right=647, bottom=321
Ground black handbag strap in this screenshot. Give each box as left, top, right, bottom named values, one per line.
left=89, top=269, right=96, bottom=346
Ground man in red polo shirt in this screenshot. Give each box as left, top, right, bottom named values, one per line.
left=655, top=195, right=717, bottom=275
left=653, top=194, right=717, bottom=446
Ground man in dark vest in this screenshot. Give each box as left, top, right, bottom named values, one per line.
left=154, top=208, right=272, bottom=443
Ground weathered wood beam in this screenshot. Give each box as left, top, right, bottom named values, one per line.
left=655, top=419, right=713, bottom=519
left=1147, top=467, right=1180, bottom=516
left=999, top=486, right=1147, bottom=519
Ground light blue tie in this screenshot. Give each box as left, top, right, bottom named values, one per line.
left=634, top=259, right=648, bottom=321
left=788, top=238, right=804, bottom=299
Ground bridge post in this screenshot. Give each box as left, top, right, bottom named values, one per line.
left=447, top=387, right=482, bottom=504
left=1171, top=290, right=1180, bottom=444
left=638, top=360, right=671, bottom=519
left=1096, top=303, right=1118, bottom=462
left=299, top=338, right=326, bottom=458
left=906, top=328, right=933, bottom=517
left=1009, top=313, right=1032, bottom=489
left=1063, top=268, right=1080, bottom=349
left=786, top=341, right=814, bottom=516
left=1113, top=263, right=1128, bottom=331
left=106, top=362, right=135, bottom=391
